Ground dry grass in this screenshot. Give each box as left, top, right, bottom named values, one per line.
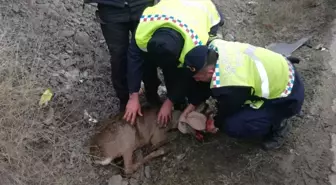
left=0, top=24, right=43, bottom=184
left=0, top=29, right=97, bottom=185
left=0, top=12, right=98, bottom=185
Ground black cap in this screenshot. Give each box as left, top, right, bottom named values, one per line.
left=183, top=45, right=209, bottom=72
left=147, top=28, right=184, bottom=68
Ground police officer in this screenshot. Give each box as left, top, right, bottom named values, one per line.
left=123, top=0, right=224, bottom=125
left=84, top=0, right=155, bottom=112
left=181, top=39, right=305, bottom=150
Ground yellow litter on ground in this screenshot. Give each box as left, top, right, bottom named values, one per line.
left=39, top=88, right=53, bottom=106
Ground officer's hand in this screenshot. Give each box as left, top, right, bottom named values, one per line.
left=157, top=99, right=173, bottom=127
left=123, top=93, right=143, bottom=125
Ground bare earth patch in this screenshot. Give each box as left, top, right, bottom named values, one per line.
left=0, top=0, right=335, bottom=185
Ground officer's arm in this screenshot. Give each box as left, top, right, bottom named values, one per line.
left=127, top=34, right=144, bottom=94
left=213, top=86, right=251, bottom=117
left=187, top=80, right=211, bottom=106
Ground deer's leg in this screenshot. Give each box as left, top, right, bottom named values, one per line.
left=149, top=140, right=169, bottom=153
left=122, top=149, right=134, bottom=175
left=149, top=131, right=169, bottom=152
left=131, top=148, right=166, bottom=172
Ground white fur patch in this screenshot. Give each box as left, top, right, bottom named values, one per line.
left=95, top=157, right=112, bottom=165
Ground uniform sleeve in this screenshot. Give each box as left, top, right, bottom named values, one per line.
left=187, top=80, right=211, bottom=106
left=212, top=86, right=251, bottom=123
left=127, top=33, right=144, bottom=94
left=163, top=67, right=191, bottom=105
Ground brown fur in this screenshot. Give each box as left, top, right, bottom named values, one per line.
left=89, top=107, right=181, bottom=175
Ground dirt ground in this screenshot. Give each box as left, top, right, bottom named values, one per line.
left=1, top=0, right=336, bottom=185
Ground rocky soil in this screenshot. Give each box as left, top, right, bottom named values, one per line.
left=0, top=0, right=335, bottom=185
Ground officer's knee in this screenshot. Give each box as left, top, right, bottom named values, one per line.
left=222, top=118, right=246, bottom=138
left=223, top=117, right=271, bottom=139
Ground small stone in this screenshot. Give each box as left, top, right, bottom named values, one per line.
left=332, top=165, right=336, bottom=173
left=176, top=154, right=185, bottom=161
left=280, top=27, right=288, bottom=32
left=141, top=181, right=150, bottom=185
left=65, top=49, right=73, bottom=54
left=61, top=59, right=76, bottom=68
left=108, top=175, right=123, bottom=185
left=81, top=70, right=89, bottom=79
left=74, top=31, right=90, bottom=46
left=225, top=33, right=236, bottom=41
left=64, top=69, right=80, bottom=81
left=72, top=18, right=81, bottom=24
left=247, top=1, right=258, bottom=7
left=315, top=44, right=324, bottom=50
left=59, top=30, right=75, bottom=38
left=121, top=179, right=128, bottom=185
left=12, top=4, right=19, bottom=13
left=49, top=20, right=58, bottom=28
left=129, top=178, right=139, bottom=185
left=315, top=45, right=328, bottom=51
left=60, top=53, right=70, bottom=60
left=49, top=54, right=59, bottom=60
left=216, top=33, right=223, bottom=39
left=332, top=99, right=336, bottom=113
left=84, top=110, right=90, bottom=120
left=28, top=0, right=35, bottom=6
left=64, top=4, right=74, bottom=12
left=52, top=0, right=60, bottom=6
left=47, top=9, right=60, bottom=20
left=144, top=166, right=151, bottom=179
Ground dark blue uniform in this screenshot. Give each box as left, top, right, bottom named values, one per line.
left=126, top=10, right=225, bottom=108
left=189, top=64, right=305, bottom=139
left=84, top=0, right=154, bottom=111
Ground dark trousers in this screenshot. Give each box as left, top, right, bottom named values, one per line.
left=97, top=4, right=145, bottom=111
left=142, top=55, right=192, bottom=110
left=218, top=69, right=305, bottom=139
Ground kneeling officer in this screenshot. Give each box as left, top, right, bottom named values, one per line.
left=124, top=0, right=224, bottom=125
left=182, top=39, right=305, bottom=150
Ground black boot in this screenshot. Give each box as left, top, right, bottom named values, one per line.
left=261, top=120, right=290, bottom=150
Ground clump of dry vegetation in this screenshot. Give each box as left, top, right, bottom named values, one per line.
left=0, top=22, right=44, bottom=184
left=0, top=5, right=102, bottom=184
left=0, top=25, right=99, bottom=185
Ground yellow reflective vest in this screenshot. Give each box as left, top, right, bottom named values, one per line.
left=208, top=39, right=295, bottom=109
left=135, top=0, right=221, bottom=67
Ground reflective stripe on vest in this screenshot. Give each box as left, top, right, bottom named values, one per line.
left=244, top=45, right=270, bottom=98
left=139, top=14, right=203, bottom=51
left=244, top=45, right=295, bottom=99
